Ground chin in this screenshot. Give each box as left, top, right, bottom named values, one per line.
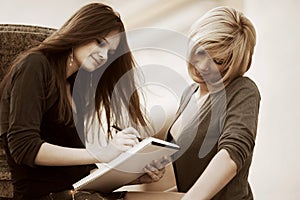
left=82, top=65, right=98, bottom=72
left=189, top=73, right=204, bottom=84
left=191, top=77, right=203, bottom=84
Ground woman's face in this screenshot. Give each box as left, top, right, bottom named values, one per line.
left=74, top=30, right=121, bottom=72
left=188, top=46, right=225, bottom=85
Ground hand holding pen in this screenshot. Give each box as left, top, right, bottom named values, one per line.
left=87, top=126, right=142, bottom=163
left=112, top=125, right=143, bottom=142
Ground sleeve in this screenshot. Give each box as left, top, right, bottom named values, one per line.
left=7, top=54, right=50, bottom=167
left=218, top=78, right=261, bottom=172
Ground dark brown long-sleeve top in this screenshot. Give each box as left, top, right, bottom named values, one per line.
left=0, top=53, right=91, bottom=200
left=167, top=76, right=260, bottom=199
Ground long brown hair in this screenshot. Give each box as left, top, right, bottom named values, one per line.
left=0, top=3, right=148, bottom=138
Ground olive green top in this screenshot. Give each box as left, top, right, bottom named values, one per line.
left=167, top=76, right=260, bottom=199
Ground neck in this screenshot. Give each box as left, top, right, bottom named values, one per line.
left=66, top=56, right=78, bottom=79
left=199, top=83, right=209, bottom=96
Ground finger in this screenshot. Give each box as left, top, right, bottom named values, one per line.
left=114, top=133, right=139, bottom=145
left=144, top=164, right=163, bottom=178
left=152, top=159, right=163, bottom=170
left=111, top=139, right=136, bottom=150
left=144, top=168, right=161, bottom=182
left=159, top=167, right=165, bottom=175
left=149, top=159, right=167, bottom=171
left=145, top=167, right=164, bottom=181
left=138, top=173, right=153, bottom=184
left=145, top=163, right=159, bottom=173
left=115, top=132, right=138, bottom=139
left=122, top=127, right=141, bottom=138
left=115, top=128, right=141, bottom=145
left=117, top=133, right=140, bottom=144
left=122, top=138, right=139, bottom=147
left=118, top=145, right=132, bottom=152
left=150, top=163, right=166, bottom=175
left=160, top=156, right=172, bottom=166
left=114, top=140, right=139, bottom=151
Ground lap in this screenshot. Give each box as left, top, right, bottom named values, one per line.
left=37, top=190, right=127, bottom=200
left=38, top=190, right=184, bottom=200
left=125, top=191, right=184, bottom=200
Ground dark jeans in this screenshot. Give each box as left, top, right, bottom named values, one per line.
left=37, top=190, right=127, bottom=200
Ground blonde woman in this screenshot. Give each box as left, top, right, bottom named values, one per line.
left=124, top=6, right=260, bottom=200
left=166, top=6, right=260, bottom=200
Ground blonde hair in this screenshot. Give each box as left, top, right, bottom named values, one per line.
left=189, top=6, right=256, bottom=86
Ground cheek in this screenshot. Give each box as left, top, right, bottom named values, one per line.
left=75, top=46, right=95, bottom=65
left=75, top=53, right=84, bottom=65
left=188, top=64, right=202, bottom=82
left=187, top=64, right=196, bottom=76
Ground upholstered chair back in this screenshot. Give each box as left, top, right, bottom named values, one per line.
left=0, top=24, right=55, bottom=199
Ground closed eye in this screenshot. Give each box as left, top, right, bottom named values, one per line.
left=195, top=48, right=206, bottom=56
left=95, top=38, right=107, bottom=47
left=212, top=58, right=224, bottom=65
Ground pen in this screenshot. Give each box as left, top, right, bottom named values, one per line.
left=111, top=125, right=143, bottom=142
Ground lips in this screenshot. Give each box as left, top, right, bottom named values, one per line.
left=191, top=64, right=209, bottom=76
left=197, top=69, right=210, bottom=76
left=90, top=54, right=102, bottom=66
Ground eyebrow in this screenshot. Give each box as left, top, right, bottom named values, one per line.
left=104, top=37, right=118, bottom=51
left=100, top=37, right=108, bottom=44
left=194, top=47, right=207, bottom=55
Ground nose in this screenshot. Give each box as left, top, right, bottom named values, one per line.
left=193, top=59, right=210, bottom=73
left=98, top=49, right=108, bottom=61
left=197, top=61, right=209, bottom=71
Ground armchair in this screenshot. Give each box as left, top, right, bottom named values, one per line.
left=0, top=24, right=55, bottom=199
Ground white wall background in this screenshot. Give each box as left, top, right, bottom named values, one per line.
left=245, top=1, right=300, bottom=199
left=1, top=0, right=299, bottom=199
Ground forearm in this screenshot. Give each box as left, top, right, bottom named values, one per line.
left=182, top=149, right=237, bottom=200
left=34, top=142, right=98, bottom=166
left=34, top=127, right=141, bottom=166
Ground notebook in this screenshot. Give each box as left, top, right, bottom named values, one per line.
left=73, top=137, right=180, bottom=193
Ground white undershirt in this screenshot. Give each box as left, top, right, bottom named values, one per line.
left=170, top=90, right=209, bottom=141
